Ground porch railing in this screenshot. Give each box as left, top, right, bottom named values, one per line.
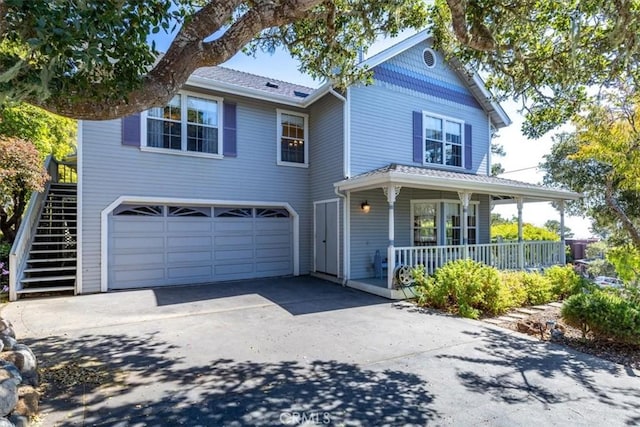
left=394, top=241, right=563, bottom=276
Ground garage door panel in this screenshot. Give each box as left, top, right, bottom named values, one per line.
left=255, top=247, right=290, bottom=258
left=167, top=250, right=212, bottom=263
left=255, top=234, right=290, bottom=246
left=215, top=262, right=255, bottom=275
left=255, top=219, right=290, bottom=231
left=256, top=260, right=291, bottom=273
left=167, top=236, right=212, bottom=249
left=215, top=248, right=254, bottom=261
left=214, top=221, right=253, bottom=233
left=215, top=235, right=254, bottom=247
left=167, top=220, right=212, bottom=233
left=114, top=253, right=164, bottom=266
left=168, top=265, right=212, bottom=280
left=112, top=219, right=164, bottom=233
left=112, top=236, right=164, bottom=250
left=113, top=268, right=165, bottom=283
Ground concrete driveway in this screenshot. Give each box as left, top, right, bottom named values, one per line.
left=2, top=276, right=639, bottom=426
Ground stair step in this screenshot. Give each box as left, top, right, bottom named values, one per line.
left=16, top=286, right=75, bottom=294
left=34, top=234, right=77, bottom=238
left=27, top=257, right=77, bottom=263
left=31, top=241, right=76, bottom=246
left=21, top=275, right=75, bottom=283
left=30, top=249, right=77, bottom=254
left=37, top=227, right=76, bottom=230
left=24, top=266, right=76, bottom=273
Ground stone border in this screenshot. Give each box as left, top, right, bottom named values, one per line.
left=0, top=317, right=39, bottom=427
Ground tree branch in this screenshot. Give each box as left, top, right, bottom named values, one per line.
left=30, top=0, right=324, bottom=120
left=604, top=180, right=640, bottom=247
left=445, top=0, right=500, bottom=51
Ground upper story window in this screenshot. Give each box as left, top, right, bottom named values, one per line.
left=424, top=112, right=464, bottom=168
left=277, top=109, right=308, bottom=167
left=145, top=92, right=223, bottom=157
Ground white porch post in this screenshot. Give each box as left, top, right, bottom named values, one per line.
left=384, top=185, right=401, bottom=289
left=458, top=191, right=471, bottom=258
left=559, top=200, right=566, bottom=265
left=517, top=197, right=525, bottom=269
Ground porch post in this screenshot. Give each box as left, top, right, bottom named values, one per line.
left=517, top=197, right=525, bottom=269
left=458, top=191, right=471, bottom=259
left=559, top=200, right=566, bottom=265
left=383, top=185, right=401, bottom=289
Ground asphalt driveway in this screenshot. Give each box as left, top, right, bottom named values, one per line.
left=3, top=276, right=639, bottom=426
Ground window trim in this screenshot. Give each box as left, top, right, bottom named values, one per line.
left=141, top=90, right=224, bottom=159
left=411, top=199, right=479, bottom=246
left=276, top=108, right=309, bottom=168
left=422, top=111, right=465, bottom=169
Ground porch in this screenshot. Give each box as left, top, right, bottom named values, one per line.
left=334, top=164, right=581, bottom=299
left=348, top=240, right=563, bottom=299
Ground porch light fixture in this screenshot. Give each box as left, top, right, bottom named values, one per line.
left=361, top=201, right=371, bottom=213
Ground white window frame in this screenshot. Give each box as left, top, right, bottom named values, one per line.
left=422, top=111, right=465, bottom=169
left=141, top=90, right=224, bottom=159
left=276, top=109, right=309, bottom=168
left=411, top=199, right=479, bottom=246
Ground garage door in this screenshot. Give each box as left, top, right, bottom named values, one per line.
left=108, top=204, right=292, bottom=289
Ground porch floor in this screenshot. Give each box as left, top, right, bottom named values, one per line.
left=347, top=277, right=418, bottom=300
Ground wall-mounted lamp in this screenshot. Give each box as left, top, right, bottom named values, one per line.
left=361, top=201, right=371, bottom=213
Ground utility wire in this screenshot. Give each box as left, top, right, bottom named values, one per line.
left=500, top=166, right=539, bottom=174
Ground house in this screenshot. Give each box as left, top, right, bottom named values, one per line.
left=9, top=30, right=579, bottom=301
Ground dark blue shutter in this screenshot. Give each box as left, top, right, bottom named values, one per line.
left=412, top=111, right=423, bottom=163
left=223, top=103, right=237, bottom=157
left=121, top=114, right=141, bottom=146
left=464, top=123, right=472, bottom=170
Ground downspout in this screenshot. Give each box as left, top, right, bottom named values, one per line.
left=329, top=88, right=350, bottom=285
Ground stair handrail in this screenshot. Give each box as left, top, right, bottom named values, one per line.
left=9, top=155, right=55, bottom=301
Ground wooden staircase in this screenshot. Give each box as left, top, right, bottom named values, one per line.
left=17, top=183, right=77, bottom=296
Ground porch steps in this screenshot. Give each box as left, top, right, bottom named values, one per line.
left=18, top=183, right=77, bottom=297
left=484, top=303, right=561, bottom=325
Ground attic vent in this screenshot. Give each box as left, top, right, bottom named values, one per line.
left=422, top=48, right=436, bottom=69
left=265, top=82, right=279, bottom=89
left=294, top=90, right=309, bottom=98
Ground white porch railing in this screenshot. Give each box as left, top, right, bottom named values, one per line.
left=394, top=241, right=563, bottom=276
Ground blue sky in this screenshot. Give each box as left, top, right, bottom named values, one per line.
left=151, top=31, right=593, bottom=238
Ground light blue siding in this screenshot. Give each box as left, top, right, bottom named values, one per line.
left=80, top=91, right=312, bottom=293
left=350, top=41, right=490, bottom=177
left=349, top=189, right=491, bottom=279
left=309, top=93, right=344, bottom=277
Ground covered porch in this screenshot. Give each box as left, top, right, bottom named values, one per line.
left=334, top=164, right=581, bottom=299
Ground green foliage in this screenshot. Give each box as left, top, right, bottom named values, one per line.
left=415, top=261, right=586, bottom=319
left=0, top=136, right=49, bottom=243
left=543, top=220, right=574, bottom=239
left=414, top=260, right=507, bottom=319
left=0, top=103, right=75, bottom=159
left=562, top=290, right=640, bottom=344
left=540, top=95, right=640, bottom=249
left=544, top=265, right=588, bottom=300
left=607, top=245, right=640, bottom=305
left=491, top=221, right=559, bottom=242
left=0, top=0, right=428, bottom=117
left=430, top=0, right=640, bottom=138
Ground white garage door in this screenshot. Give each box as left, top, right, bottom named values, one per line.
left=108, top=204, right=292, bottom=289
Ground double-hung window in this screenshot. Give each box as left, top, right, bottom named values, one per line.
left=277, top=109, right=308, bottom=167
left=424, top=113, right=464, bottom=168
left=145, top=92, right=223, bottom=156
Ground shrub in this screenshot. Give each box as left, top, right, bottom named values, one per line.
left=520, top=272, right=553, bottom=305
left=544, top=265, right=589, bottom=300
left=562, top=291, right=640, bottom=345
left=499, top=271, right=528, bottom=307
left=413, top=260, right=506, bottom=319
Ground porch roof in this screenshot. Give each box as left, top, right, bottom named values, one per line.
left=334, top=164, right=581, bottom=202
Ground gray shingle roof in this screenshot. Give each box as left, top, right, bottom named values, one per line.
left=192, top=66, right=316, bottom=101
left=353, top=163, right=548, bottom=191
